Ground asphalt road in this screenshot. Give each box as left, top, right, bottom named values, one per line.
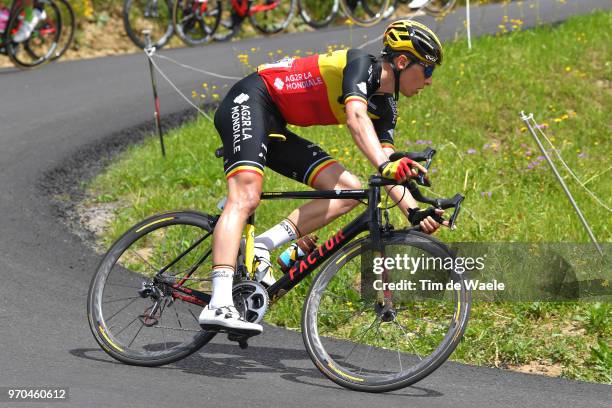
left=0, top=0, right=611, bottom=407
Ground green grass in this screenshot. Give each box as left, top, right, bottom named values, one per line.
left=85, top=11, right=611, bottom=383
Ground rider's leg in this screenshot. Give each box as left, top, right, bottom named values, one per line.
left=286, top=162, right=361, bottom=236
left=199, top=172, right=264, bottom=334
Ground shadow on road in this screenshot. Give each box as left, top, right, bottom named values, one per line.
left=70, top=344, right=444, bottom=397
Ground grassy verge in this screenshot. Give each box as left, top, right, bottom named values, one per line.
left=84, top=11, right=611, bottom=383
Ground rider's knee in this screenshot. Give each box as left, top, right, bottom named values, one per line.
left=337, top=173, right=362, bottom=191
left=226, top=177, right=262, bottom=216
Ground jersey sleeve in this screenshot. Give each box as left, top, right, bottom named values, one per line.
left=340, top=49, right=375, bottom=105
left=369, top=94, right=397, bottom=150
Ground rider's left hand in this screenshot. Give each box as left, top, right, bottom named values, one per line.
left=407, top=207, right=449, bottom=234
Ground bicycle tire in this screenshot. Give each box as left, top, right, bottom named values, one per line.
left=302, top=230, right=471, bottom=392
left=212, top=0, right=244, bottom=42
left=6, top=0, right=61, bottom=69
left=339, top=0, right=390, bottom=27
left=173, top=0, right=222, bottom=46
left=50, top=0, right=74, bottom=60
left=249, top=0, right=296, bottom=35
left=423, top=0, right=456, bottom=17
left=88, top=211, right=218, bottom=367
left=298, top=0, right=338, bottom=29
left=123, top=0, right=174, bottom=49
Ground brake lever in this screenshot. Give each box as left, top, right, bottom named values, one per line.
left=389, top=147, right=436, bottom=187
left=406, top=182, right=465, bottom=229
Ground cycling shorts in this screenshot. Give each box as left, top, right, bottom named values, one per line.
left=214, top=73, right=337, bottom=187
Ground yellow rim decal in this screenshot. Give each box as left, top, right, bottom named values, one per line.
left=328, top=362, right=364, bottom=382
left=336, top=245, right=361, bottom=265
left=136, top=217, right=175, bottom=233
left=99, top=325, right=124, bottom=352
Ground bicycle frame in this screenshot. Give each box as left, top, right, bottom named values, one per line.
left=230, top=0, right=282, bottom=18
left=164, top=175, right=395, bottom=307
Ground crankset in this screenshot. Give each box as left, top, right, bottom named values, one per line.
left=232, top=280, right=269, bottom=324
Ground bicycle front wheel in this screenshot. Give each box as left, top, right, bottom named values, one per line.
left=339, top=0, right=390, bottom=27
left=123, top=0, right=174, bottom=49
left=88, top=211, right=218, bottom=366
left=249, top=0, right=297, bottom=35
left=302, top=230, right=471, bottom=392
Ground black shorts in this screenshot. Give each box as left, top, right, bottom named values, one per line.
left=214, top=72, right=337, bottom=187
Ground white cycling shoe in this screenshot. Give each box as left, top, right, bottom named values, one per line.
left=13, top=9, right=46, bottom=43
left=408, top=0, right=430, bottom=8
left=199, top=305, right=263, bottom=336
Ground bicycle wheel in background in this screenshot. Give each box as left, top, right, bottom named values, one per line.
left=123, top=0, right=174, bottom=49
left=302, top=231, right=471, bottom=392
left=339, top=0, right=390, bottom=27
left=249, top=0, right=297, bottom=35
left=173, top=0, right=222, bottom=46
left=6, top=0, right=62, bottom=69
left=298, top=0, right=338, bottom=29
left=88, top=211, right=218, bottom=366
left=212, top=0, right=243, bottom=42
left=423, top=0, right=457, bottom=17
left=50, top=0, right=74, bottom=60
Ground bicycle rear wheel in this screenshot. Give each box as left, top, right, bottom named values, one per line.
left=298, top=0, right=338, bottom=29
left=173, top=0, right=222, bottom=46
left=302, top=230, right=471, bottom=392
left=339, top=0, right=390, bottom=27
left=50, top=0, right=74, bottom=60
left=6, top=0, right=61, bottom=69
left=123, top=0, right=174, bottom=49
left=249, top=0, right=296, bottom=35
left=88, top=211, right=218, bottom=366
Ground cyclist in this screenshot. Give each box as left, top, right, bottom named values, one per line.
left=199, top=20, right=448, bottom=336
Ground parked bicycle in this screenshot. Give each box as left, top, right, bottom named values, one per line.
left=298, top=0, right=457, bottom=29
left=88, top=146, right=470, bottom=392
left=212, top=0, right=297, bottom=42
left=0, top=0, right=73, bottom=69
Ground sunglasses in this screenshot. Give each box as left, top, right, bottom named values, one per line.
left=408, top=59, right=435, bottom=79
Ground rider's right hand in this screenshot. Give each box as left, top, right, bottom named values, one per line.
left=378, top=157, right=425, bottom=182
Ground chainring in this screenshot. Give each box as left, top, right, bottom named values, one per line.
left=232, top=280, right=269, bottom=324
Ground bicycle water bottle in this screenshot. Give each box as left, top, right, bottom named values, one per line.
left=277, top=235, right=318, bottom=273
left=0, top=8, right=9, bottom=34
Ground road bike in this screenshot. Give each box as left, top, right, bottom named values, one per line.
left=88, top=146, right=470, bottom=392
left=212, top=0, right=296, bottom=42
left=0, top=0, right=62, bottom=68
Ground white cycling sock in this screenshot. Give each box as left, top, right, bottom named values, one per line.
left=254, top=219, right=298, bottom=251
left=208, top=266, right=234, bottom=309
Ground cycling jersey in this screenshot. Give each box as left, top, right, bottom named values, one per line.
left=214, top=49, right=397, bottom=184
left=257, top=49, right=395, bottom=131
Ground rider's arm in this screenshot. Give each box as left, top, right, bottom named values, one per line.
left=345, top=100, right=390, bottom=170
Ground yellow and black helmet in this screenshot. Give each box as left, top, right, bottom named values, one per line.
left=382, top=19, right=443, bottom=65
